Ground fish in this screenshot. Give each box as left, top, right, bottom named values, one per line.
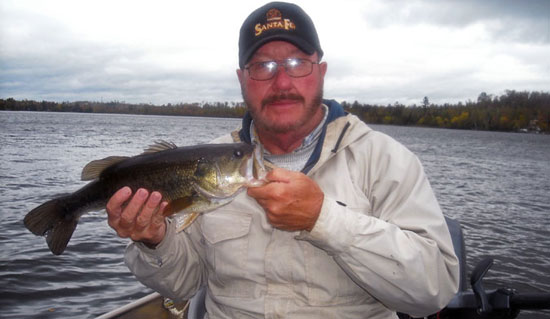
left=23, top=141, right=267, bottom=255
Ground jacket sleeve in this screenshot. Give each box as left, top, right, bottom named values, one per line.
left=299, top=132, right=460, bottom=317
left=124, top=219, right=207, bottom=301
left=124, top=134, right=234, bottom=300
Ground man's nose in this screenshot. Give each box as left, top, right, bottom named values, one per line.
left=272, top=66, right=293, bottom=90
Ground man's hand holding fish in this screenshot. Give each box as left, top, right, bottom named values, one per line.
left=106, top=187, right=168, bottom=247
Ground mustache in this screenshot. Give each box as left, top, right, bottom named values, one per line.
left=261, top=93, right=304, bottom=107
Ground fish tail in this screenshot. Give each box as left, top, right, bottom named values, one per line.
left=24, top=197, right=78, bottom=255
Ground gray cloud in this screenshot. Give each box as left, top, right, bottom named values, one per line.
left=0, top=26, right=241, bottom=104
left=1, top=0, right=548, bottom=105
left=0, top=1, right=242, bottom=104
left=364, top=0, right=550, bottom=43
left=1, top=49, right=241, bottom=104
left=1, top=55, right=241, bottom=104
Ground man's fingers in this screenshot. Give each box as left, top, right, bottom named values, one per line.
left=135, top=191, right=162, bottom=229
left=105, top=187, right=168, bottom=244
left=106, top=186, right=132, bottom=217
left=119, top=188, right=148, bottom=228
left=154, top=201, right=169, bottom=224
left=247, top=169, right=324, bottom=232
left=106, top=187, right=132, bottom=231
left=265, top=168, right=292, bottom=183
left=247, top=175, right=287, bottom=200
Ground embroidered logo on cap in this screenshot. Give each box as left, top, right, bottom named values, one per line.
left=266, top=8, right=282, bottom=21
left=255, top=8, right=296, bottom=36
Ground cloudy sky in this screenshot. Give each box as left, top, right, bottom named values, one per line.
left=1, top=0, right=549, bottom=106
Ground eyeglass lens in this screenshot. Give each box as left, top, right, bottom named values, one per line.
left=248, top=59, right=314, bottom=80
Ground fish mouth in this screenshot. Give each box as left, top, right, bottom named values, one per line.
left=242, top=144, right=267, bottom=187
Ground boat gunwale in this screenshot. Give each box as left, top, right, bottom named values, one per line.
left=95, top=292, right=162, bottom=319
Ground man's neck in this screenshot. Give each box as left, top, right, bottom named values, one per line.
left=257, top=130, right=306, bottom=154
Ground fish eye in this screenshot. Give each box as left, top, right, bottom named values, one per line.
left=233, top=150, right=243, bottom=158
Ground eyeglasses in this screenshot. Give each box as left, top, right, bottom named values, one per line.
left=245, top=58, right=320, bottom=81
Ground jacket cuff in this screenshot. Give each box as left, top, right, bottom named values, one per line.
left=297, top=196, right=354, bottom=255
left=133, top=218, right=176, bottom=260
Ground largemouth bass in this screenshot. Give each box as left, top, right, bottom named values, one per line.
left=24, top=141, right=266, bottom=255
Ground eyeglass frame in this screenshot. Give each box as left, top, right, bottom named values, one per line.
left=244, top=58, right=321, bottom=81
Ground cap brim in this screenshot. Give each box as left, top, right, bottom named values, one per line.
left=240, top=34, right=317, bottom=69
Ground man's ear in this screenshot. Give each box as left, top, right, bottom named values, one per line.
left=319, top=61, right=327, bottom=78
left=236, top=68, right=244, bottom=85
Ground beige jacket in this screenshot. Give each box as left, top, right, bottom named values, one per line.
left=125, top=110, right=459, bottom=318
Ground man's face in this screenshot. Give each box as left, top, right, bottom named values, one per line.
left=237, top=41, right=327, bottom=134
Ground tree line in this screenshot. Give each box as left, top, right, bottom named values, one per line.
left=0, top=99, right=248, bottom=118
left=342, top=90, right=549, bottom=133
left=1, top=90, right=548, bottom=133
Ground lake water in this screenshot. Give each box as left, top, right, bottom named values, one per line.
left=1, top=111, right=549, bottom=318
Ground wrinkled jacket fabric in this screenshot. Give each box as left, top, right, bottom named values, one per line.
left=125, top=100, right=459, bottom=318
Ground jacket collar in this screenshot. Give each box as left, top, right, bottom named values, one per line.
left=238, top=99, right=347, bottom=174
left=238, top=99, right=346, bottom=144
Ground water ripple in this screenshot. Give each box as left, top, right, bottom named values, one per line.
left=1, top=113, right=549, bottom=318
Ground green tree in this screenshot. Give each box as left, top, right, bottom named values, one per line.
left=422, top=96, right=430, bottom=108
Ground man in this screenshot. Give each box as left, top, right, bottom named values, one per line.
left=106, top=2, right=459, bottom=318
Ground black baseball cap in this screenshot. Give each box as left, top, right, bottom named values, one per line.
left=238, top=2, right=323, bottom=69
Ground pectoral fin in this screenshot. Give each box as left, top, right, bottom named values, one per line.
left=163, top=196, right=194, bottom=216
left=164, top=196, right=201, bottom=232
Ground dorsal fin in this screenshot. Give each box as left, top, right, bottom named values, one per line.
left=81, top=156, right=129, bottom=181
left=142, top=140, right=178, bottom=155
